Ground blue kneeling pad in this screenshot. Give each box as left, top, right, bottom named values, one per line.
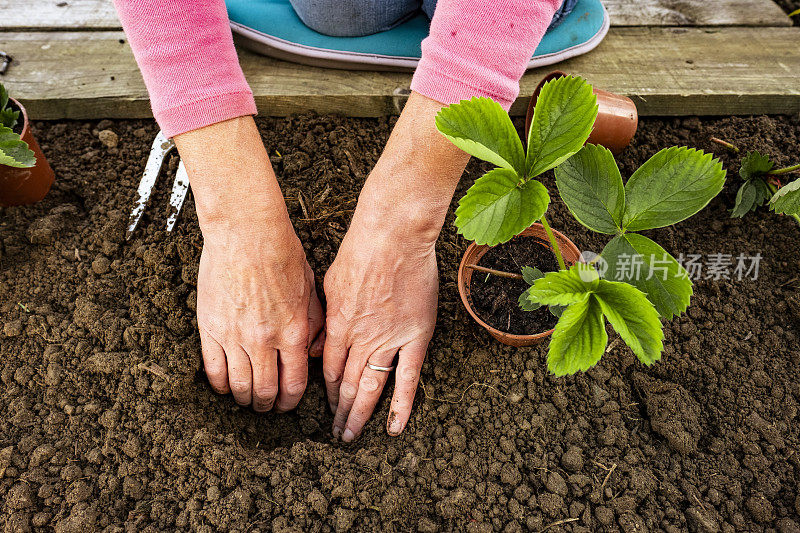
left=227, top=0, right=609, bottom=71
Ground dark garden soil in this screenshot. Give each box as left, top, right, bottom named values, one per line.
left=471, top=237, right=560, bottom=335
left=1, top=112, right=800, bottom=532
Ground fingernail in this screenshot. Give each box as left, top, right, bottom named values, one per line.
left=387, top=411, right=403, bottom=436
left=333, top=426, right=342, bottom=439
left=342, top=429, right=355, bottom=443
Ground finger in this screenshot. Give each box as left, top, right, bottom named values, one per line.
left=307, top=287, right=325, bottom=358
left=225, top=344, right=254, bottom=406
left=275, top=342, right=308, bottom=413
left=333, top=347, right=393, bottom=440
left=322, top=321, right=348, bottom=415
left=331, top=345, right=368, bottom=439
left=200, top=329, right=230, bottom=394
left=342, top=353, right=396, bottom=443
left=250, top=347, right=279, bottom=412
left=386, top=340, right=428, bottom=436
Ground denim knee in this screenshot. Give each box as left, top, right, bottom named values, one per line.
left=289, top=0, right=422, bottom=37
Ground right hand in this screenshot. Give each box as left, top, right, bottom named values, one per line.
left=174, top=116, right=324, bottom=412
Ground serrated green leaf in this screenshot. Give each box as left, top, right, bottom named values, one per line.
left=731, top=178, right=771, bottom=218
left=770, top=178, right=800, bottom=216
left=0, top=85, right=18, bottom=130
left=0, top=125, right=36, bottom=168
left=455, top=169, right=549, bottom=245
left=739, top=151, right=774, bottom=180
left=622, top=147, right=726, bottom=231
left=547, top=295, right=607, bottom=376
left=527, top=75, right=598, bottom=178
left=556, top=143, right=625, bottom=234
left=0, top=107, right=18, bottom=130
left=436, top=97, right=526, bottom=175
left=527, top=263, right=599, bottom=307
left=601, top=233, right=692, bottom=319
left=0, top=84, right=8, bottom=111
left=521, top=266, right=544, bottom=285
left=594, top=280, right=664, bottom=365
left=549, top=305, right=565, bottom=318
left=518, top=287, right=543, bottom=311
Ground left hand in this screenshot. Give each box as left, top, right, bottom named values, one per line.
left=323, top=92, right=471, bottom=441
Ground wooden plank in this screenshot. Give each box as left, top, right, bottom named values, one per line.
left=1, top=28, right=799, bottom=119
left=603, top=0, right=791, bottom=27
left=0, top=0, right=121, bottom=30
left=0, top=0, right=792, bottom=30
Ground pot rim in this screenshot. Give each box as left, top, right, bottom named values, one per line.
left=457, top=223, right=583, bottom=344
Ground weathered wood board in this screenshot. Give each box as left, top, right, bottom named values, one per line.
left=0, top=0, right=792, bottom=30
left=2, top=27, right=799, bottom=119
left=602, top=0, right=791, bottom=27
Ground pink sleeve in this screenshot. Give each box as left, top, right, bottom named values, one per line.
left=112, top=0, right=256, bottom=138
left=411, top=0, right=561, bottom=110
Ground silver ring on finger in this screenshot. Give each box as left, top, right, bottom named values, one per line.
left=366, top=361, right=395, bottom=373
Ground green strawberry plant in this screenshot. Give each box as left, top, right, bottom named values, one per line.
left=728, top=149, right=800, bottom=227
left=436, top=76, right=726, bottom=376
left=0, top=83, right=36, bottom=168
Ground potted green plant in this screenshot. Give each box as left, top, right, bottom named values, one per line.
left=438, top=76, right=726, bottom=375
left=0, top=83, right=55, bottom=207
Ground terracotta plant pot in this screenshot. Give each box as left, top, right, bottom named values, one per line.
left=0, top=98, right=55, bottom=207
left=458, top=223, right=583, bottom=347
left=526, top=70, right=638, bottom=155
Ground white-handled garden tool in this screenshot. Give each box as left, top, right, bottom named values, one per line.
left=126, top=131, right=190, bottom=240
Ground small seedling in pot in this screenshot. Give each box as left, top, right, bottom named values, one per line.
left=0, top=83, right=36, bottom=168
left=436, top=79, right=726, bottom=375
left=711, top=138, right=800, bottom=227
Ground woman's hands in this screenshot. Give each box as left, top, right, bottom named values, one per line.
left=175, top=116, right=324, bottom=412
left=323, top=92, right=470, bottom=440
left=175, top=92, right=470, bottom=436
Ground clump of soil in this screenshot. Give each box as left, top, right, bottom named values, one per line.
left=470, top=236, right=560, bottom=335
left=1, top=113, right=799, bottom=532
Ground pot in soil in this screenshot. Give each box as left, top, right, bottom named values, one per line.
left=458, top=223, right=582, bottom=346
left=0, top=95, right=55, bottom=207
left=526, top=70, right=638, bottom=155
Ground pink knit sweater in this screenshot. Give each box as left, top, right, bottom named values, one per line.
left=113, top=0, right=559, bottom=138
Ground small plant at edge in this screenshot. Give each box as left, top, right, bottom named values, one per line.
left=0, top=83, right=36, bottom=168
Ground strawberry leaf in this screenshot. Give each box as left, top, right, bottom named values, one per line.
left=547, top=294, right=606, bottom=376
left=436, top=97, right=526, bottom=176
left=454, top=169, right=549, bottom=245
left=527, top=264, right=599, bottom=307
left=601, top=233, right=692, bottom=319
left=731, top=178, right=771, bottom=218
left=555, top=143, right=625, bottom=234
left=0, top=125, right=35, bottom=168
left=594, top=280, right=664, bottom=365
left=770, top=178, right=800, bottom=216
left=527, top=75, right=598, bottom=178
left=739, top=151, right=773, bottom=180
left=622, top=147, right=726, bottom=231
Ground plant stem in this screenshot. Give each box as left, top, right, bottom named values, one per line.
left=710, top=137, right=739, bottom=153
left=464, top=264, right=523, bottom=280
left=540, top=215, right=567, bottom=271
left=767, top=182, right=800, bottom=227
left=767, top=163, right=800, bottom=175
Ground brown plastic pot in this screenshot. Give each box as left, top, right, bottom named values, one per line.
left=526, top=70, right=638, bottom=155
left=0, top=98, right=55, bottom=207
left=458, top=223, right=583, bottom=347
